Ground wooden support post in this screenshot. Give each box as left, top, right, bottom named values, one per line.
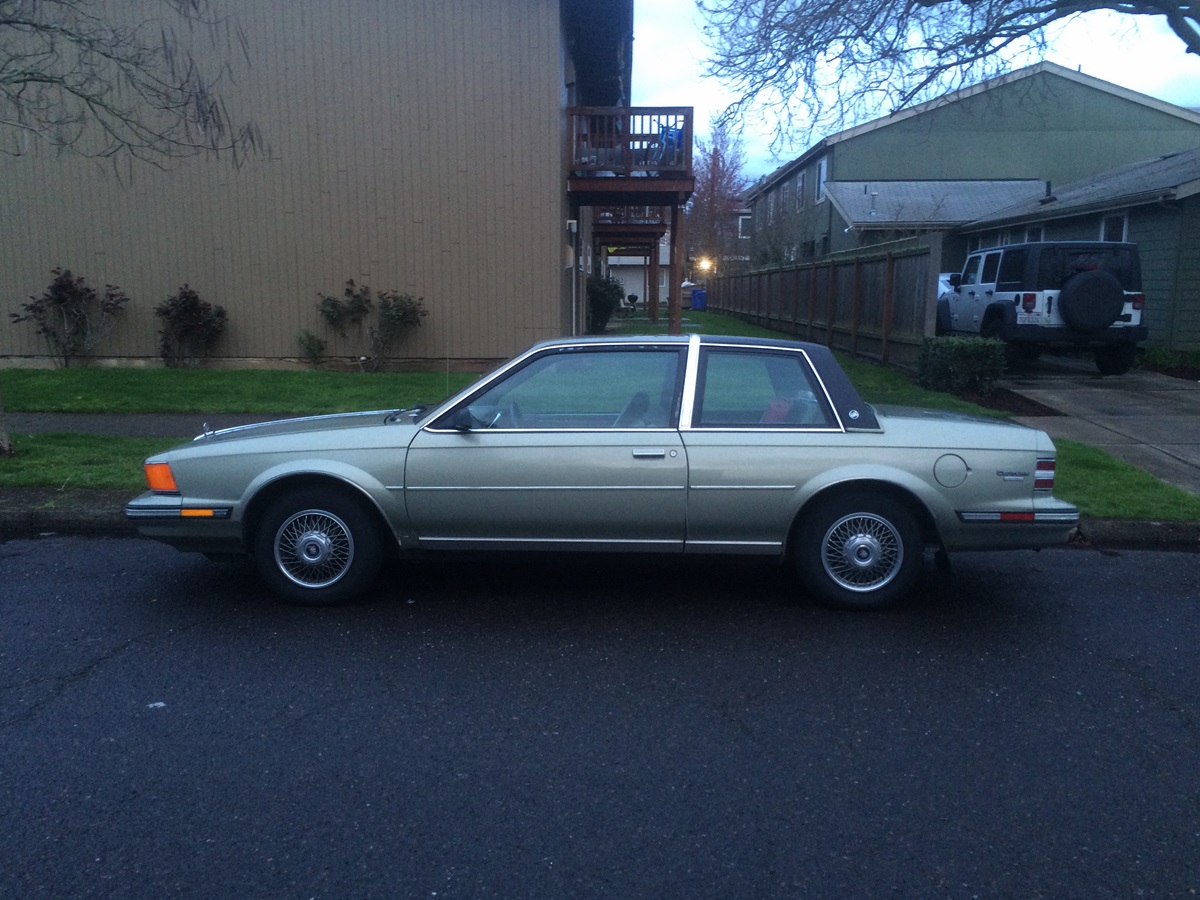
left=649, top=236, right=661, bottom=325
left=669, top=202, right=683, bottom=335
left=882, top=254, right=896, bottom=363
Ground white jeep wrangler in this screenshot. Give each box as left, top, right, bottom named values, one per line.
left=937, top=241, right=1147, bottom=375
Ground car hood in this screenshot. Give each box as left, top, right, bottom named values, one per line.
left=191, top=409, right=417, bottom=444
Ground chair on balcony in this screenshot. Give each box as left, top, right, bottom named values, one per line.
left=648, top=125, right=682, bottom=167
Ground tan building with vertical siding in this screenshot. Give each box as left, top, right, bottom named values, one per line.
left=1, top=0, right=691, bottom=369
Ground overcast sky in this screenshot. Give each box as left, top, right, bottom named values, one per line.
left=631, top=1, right=1200, bottom=179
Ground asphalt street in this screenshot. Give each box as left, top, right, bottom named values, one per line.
left=2, top=536, right=1198, bottom=898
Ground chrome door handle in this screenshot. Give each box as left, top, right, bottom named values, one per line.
left=632, top=448, right=666, bottom=459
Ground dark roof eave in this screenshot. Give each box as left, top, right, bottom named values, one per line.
left=964, top=188, right=1182, bottom=231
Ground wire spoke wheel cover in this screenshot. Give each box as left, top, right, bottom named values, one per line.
left=821, top=512, right=902, bottom=592
left=274, top=509, right=355, bottom=588
left=796, top=491, right=923, bottom=610
left=255, top=487, right=384, bottom=605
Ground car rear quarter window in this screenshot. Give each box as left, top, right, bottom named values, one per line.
left=996, top=249, right=1027, bottom=291
left=1036, top=247, right=1140, bottom=291
left=694, top=349, right=837, bottom=429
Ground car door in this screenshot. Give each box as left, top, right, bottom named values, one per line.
left=967, top=251, right=1002, bottom=329
left=680, top=345, right=843, bottom=554
left=404, top=345, right=688, bottom=551
left=949, top=254, right=982, bottom=332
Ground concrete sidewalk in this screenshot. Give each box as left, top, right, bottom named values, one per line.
left=1004, top=355, right=1200, bottom=497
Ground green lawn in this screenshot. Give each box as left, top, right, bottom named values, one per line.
left=4, top=314, right=1199, bottom=520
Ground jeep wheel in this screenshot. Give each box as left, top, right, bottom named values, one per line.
left=1095, top=344, right=1137, bottom=376
left=1059, top=269, right=1124, bottom=332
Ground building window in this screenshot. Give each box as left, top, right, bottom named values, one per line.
left=1024, top=225, right=1044, bottom=242
left=1101, top=212, right=1127, bottom=242
left=767, top=193, right=775, bottom=225
left=738, top=215, right=752, bottom=240
left=815, top=158, right=827, bottom=203
left=796, top=172, right=806, bottom=211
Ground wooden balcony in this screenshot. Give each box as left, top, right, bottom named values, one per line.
left=568, top=107, right=694, bottom=206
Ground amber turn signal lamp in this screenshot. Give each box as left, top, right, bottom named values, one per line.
left=144, top=462, right=179, bottom=493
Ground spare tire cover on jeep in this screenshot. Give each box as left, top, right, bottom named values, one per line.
left=1058, top=269, right=1124, bottom=332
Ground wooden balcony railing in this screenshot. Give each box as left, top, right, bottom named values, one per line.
left=568, top=107, right=693, bottom=178
left=594, top=206, right=669, bottom=227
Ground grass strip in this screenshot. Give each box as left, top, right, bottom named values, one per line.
left=0, top=368, right=479, bottom=414
left=1, top=434, right=184, bottom=491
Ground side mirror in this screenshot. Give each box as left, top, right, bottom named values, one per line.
left=949, top=273, right=962, bottom=289
left=437, top=408, right=475, bottom=432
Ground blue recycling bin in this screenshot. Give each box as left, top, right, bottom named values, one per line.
left=690, top=288, right=707, bottom=311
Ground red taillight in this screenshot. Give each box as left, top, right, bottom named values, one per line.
left=1130, top=292, right=1145, bottom=310
left=1021, top=293, right=1037, bottom=312
left=1034, top=458, right=1056, bottom=491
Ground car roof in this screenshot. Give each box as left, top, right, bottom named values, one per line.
left=529, top=333, right=832, bottom=354
left=970, top=240, right=1137, bottom=255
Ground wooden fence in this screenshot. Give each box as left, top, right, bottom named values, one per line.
left=706, top=240, right=942, bottom=367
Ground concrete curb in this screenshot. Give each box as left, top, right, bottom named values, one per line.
left=1, top=487, right=1197, bottom=553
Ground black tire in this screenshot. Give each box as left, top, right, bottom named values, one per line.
left=1058, top=269, right=1124, bottom=333
left=1095, top=344, right=1137, bottom=376
left=980, top=316, right=1018, bottom=369
left=794, top=491, right=924, bottom=610
left=254, top=487, right=383, bottom=605
left=934, top=299, right=951, bottom=336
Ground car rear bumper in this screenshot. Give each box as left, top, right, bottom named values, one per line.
left=1005, top=324, right=1147, bottom=346
left=945, top=502, right=1080, bottom=551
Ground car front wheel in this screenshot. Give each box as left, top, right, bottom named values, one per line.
left=254, top=487, right=384, bottom=605
left=794, top=491, right=924, bottom=610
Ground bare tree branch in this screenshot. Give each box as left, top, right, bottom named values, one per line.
left=697, top=0, right=1199, bottom=145
left=0, top=0, right=261, bottom=164
left=688, top=120, right=752, bottom=275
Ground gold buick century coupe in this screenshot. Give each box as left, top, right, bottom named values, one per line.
left=127, top=335, right=1079, bottom=609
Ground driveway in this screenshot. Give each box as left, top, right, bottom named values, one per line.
left=1004, top=355, right=1200, bottom=495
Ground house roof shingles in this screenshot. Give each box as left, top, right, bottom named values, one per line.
left=967, top=145, right=1200, bottom=229
left=826, top=180, right=1044, bottom=229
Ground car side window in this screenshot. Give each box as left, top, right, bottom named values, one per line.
left=458, top=348, right=682, bottom=429
left=960, top=256, right=983, bottom=286
left=996, top=249, right=1027, bottom=292
left=694, top=349, right=836, bottom=429
left=979, top=252, right=1001, bottom=285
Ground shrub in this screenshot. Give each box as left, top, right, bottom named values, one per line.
left=916, top=336, right=1006, bottom=396
left=154, top=285, right=228, bottom=368
left=366, top=291, right=427, bottom=372
left=316, top=280, right=427, bottom=371
left=586, top=275, right=624, bottom=334
left=297, top=329, right=326, bottom=369
left=10, top=268, right=130, bottom=367
left=317, top=280, right=373, bottom=337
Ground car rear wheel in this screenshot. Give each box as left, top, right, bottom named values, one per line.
left=254, top=487, right=383, bottom=605
left=1094, top=344, right=1136, bottom=376
left=794, top=491, right=924, bottom=610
